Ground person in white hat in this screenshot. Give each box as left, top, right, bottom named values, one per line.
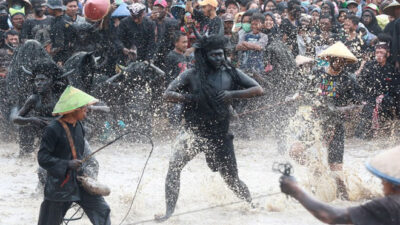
left=280, top=146, right=400, bottom=225
left=289, top=41, right=361, bottom=200
left=185, top=0, right=224, bottom=36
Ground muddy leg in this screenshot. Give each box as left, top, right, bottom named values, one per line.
left=155, top=132, right=200, bottom=222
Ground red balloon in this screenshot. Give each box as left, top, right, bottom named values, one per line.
left=84, top=0, right=110, bottom=21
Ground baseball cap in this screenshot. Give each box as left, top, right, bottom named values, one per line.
left=222, top=13, right=234, bottom=21
left=198, top=0, right=218, bottom=8
left=346, top=0, right=358, bottom=7
left=154, top=0, right=168, bottom=8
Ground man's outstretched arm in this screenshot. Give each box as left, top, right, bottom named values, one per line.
left=163, top=70, right=192, bottom=103
left=280, top=176, right=353, bottom=224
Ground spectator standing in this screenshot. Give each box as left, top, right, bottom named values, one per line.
left=64, top=0, right=85, bottom=24
left=185, top=0, right=224, bottom=36
left=151, top=0, right=179, bottom=68
left=9, top=6, right=25, bottom=33
left=118, top=3, right=156, bottom=62
left=356, top=41, right=398, bottom=139
left=20, top=0, right=52, bottom=44
left=236, top=13, right=268, bottom=76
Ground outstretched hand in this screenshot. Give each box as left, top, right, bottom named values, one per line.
left=30, top=117, right=48, bottom=128
left=280, top=175, right=299, bottom=197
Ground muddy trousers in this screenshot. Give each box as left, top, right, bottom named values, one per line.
left=163, top=131, right=252, bottom=216
left=38, top=189, right=111, bottom=225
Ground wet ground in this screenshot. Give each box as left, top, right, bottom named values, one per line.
left=0, top=134, right=394, bottom=225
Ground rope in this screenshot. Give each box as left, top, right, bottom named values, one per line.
left=63, top=203, right=85, bottom=225
left=126, top=192, right=282, bottom=225
left=118, top=132, right=155, bottom=225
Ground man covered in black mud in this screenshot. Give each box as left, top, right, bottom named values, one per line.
left=20, top=0, right=52, bottom=44
left=155, top=34, right=264, bottom=222
left=11, top=60, right=61, bottom=157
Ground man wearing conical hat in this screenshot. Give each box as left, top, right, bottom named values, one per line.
left=280, top=146, right=400, bottom=225
left=289, top=41, right=362, bottom=200
left=37, top=86, right=111, bottom=225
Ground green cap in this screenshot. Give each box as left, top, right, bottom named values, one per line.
left=52, top=86, right=99, bottom=115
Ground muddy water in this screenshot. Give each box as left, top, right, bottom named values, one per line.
left=0, top=133, right=392, bottom=225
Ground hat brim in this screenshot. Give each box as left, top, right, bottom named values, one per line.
left=366, top=162, right=400, bottom=186
left=53, top=99, right=99, bottom=116
left=383, top=5, right=400, bottom=17
left=319, top=55, right=357, bottom=64
left=45, top=4, right=66, bottom=10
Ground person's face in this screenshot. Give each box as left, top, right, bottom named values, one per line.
left=382, top=180, right=395, bottom=196
left=319, top=18, right=332, bottom=32
left=6, top=34, right=19, bottom=47
left=274, top=13, right=281, bottom=25
left=265, top=1, right=276, bottom=11
left=281, top=9, right=288, bottom=19
left=248, top=3, right=259, bottom=10
left=347, top=4, right=358, bottom=14
left=338, top=12, right=347, bottom=24
left=242, top=15, right=251, bottom=23
left=152, top=5, right=166, bottom=19
left=329, top=57, right=345, bottom=71
left=73, top=106, right=88, bottom=121
left=290, top=5, right=301, bottom=19
left=394, top=7, right=400, bottom=18
left=206, top=48, right=225, bottom=69
left=175, top=35, right=188, bottom=53
left=227, top=4, right=239, bottom=15
left=65, top=1, right=78, bottom=18
left=201, top=5, right=213, bottom=17
left=375, top=48, right=389, bottom=64
left=265, top=15, right=274, bottom=29
left=132, top=11, right=145, bottom=24
left=311, top=11, right=319, bottom=23
left=321, top=4, right=330, bottom=15
left=344, top=19, right=356, bottom=32
left=33, top=2, right=46, bottom=17
left=362, top=11, right=372, bottom=25
left=11, top=14, right=25, bottom=30
left=224, top=20, right=234, bottom=32
left=251, top=19, right=262, bottom=33
left=34, top=74, right=52, bottom=94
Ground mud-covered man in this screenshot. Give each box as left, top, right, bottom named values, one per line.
left=156, top=34, right=263, bottom=221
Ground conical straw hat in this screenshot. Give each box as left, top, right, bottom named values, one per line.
left=366, top=146, right=400, bottom=185
left=383, top=1, right=400, bottom=17
left=318, top=41, right=358, bottom=64
left=296, top=55, right=315, bottom=66
left=52, top=86, right=99, bottom=115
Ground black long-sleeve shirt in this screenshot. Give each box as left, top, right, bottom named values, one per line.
left=358, top=60, right=398, bottom=102
left=117, top=16, right=156, bottom=61
left=192, top=9, right=223, bottom=36
left=38, top=120, right=85, bottom=202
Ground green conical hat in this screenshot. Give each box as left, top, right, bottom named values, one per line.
left=52, top=86, right=99, bottom=115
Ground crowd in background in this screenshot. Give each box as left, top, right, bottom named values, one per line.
left=0, top=0, right=400, bottom=143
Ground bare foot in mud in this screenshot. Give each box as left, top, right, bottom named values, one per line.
left=336, top=178, right=349, bottom=201
left=154, top=213, right=172, bottom=223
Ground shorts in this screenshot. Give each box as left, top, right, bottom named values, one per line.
left=172, top=129, right=235, bottom=172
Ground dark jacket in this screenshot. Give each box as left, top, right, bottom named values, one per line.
left=38, top=120, right=85, bottom=202
left=358, top=60, right=398, bottom=102
left=117, top=16, right=156, bottom=61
